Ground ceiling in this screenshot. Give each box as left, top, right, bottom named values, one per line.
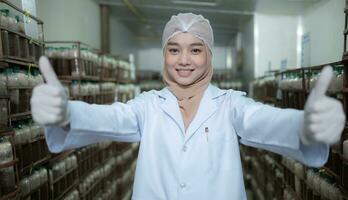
left=96, top=0, right=321, bottom=46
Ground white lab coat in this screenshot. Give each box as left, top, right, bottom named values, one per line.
left=45, top=84, right=329, bottom=200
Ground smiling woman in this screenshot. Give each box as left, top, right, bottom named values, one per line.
left=160, top=13, right=215, bottom=130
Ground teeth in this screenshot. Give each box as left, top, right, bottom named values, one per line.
left=176, top=69, right=194, bottom=71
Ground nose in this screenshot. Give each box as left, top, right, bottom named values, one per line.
left=179, top=52, right=191, bottom=66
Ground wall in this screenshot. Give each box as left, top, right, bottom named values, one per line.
left=137, top=46, right=163, bottom=71
left=109, top=17, right=138, bottom=59
left=240, top=17, right=254, bottom=92
left=36, top=0, right=140, bottom=67
left=36, top=0, right=101, bottom=49
left=301, top=0, right=345, bottom=66
left=212, top=47, right=228, bottom=69
left=254, top=13, right=298, bottom=77
left=252, top=0, right=345, bottom=78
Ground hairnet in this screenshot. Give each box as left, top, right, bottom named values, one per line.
left=162, top=13, right=214, bottom=53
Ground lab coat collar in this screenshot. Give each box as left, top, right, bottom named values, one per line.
left=157, top=84, right=226, bottom=100
left=156, top=84, right=226, bottom=141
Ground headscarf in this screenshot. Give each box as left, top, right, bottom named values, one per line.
left=162, top=13, right=214, bottom=130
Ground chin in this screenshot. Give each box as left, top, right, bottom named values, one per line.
left=175, top=78, right=195, bottom=86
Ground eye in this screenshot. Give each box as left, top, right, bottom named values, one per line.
left=168, top=48, right=179, bottom=54
left=191, top=48, right=202, bottom=55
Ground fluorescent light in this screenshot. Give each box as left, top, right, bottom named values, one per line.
left=171, top=0, right=217, bottom=7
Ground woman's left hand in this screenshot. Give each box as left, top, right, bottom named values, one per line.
left=300, top=66, right=346, bottom=145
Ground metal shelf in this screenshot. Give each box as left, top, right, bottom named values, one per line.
left=0, top=26, right=43, bottom=45
left=58, top=75, right=100, bottom=82
left=2, top=55, right=38, bottom=65
left=0, top=58, right=38, bottom=68
left=0, top=158, right=18, bottom=169
left=20, top=155, right=51, bottom=176
left=10, top=111, right=32, bottom=121
left=53, top=178, right=78, bottom=200
left=52, top=166, right=77, bottom=184
left=7, top=85, right=34, bottom=90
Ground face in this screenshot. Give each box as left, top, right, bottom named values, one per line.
left=164, top=32, right=210, bottom=86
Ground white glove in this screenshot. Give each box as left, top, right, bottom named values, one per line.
left=30, top=56, right=70, bottom=126
left=301, top=66, right=346, bottom=145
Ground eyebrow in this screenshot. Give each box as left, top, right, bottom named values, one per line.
left=190, top=43, right=204, bottom=46
left=167, top=42, right=204, bottom=46
left=167, top=42, right=179, bottom=46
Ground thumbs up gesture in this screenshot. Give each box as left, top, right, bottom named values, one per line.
left=30, top=56, right=70, bottom=126
left=301, top=66, right=346, bottom=145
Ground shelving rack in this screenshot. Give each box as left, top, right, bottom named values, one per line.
left=0, top=0, right=44, bottom=199
left=0, top=2, right=139, bottom=197
left=246, top=56, right=348, bottom=200
left=44, top=41, right=139, bottom=200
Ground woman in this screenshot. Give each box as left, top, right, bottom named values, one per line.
left=31, top=13, right=345, bottom=199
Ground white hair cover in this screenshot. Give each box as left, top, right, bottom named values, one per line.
left=162, top=13, right=214, bottom=53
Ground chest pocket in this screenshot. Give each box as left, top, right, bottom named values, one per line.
left=204, top=127, right=238, bottom=171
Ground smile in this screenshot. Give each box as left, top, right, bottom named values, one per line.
left=175, top=69, right=195, bottom=72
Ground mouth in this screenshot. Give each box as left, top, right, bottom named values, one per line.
left=175, top=68, right=195, bottom=78
left=175, top=68, right=195, bottom=72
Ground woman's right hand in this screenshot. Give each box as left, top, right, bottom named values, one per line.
left=30, top=56, right=70, bottom=126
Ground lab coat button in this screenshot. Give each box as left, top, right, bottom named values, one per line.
left=182, top=145, right=187, bottom=152
left=180, top=183, right=186, bottom=189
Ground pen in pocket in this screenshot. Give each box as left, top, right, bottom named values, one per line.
left=205, top=127, right=209, bottom=142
